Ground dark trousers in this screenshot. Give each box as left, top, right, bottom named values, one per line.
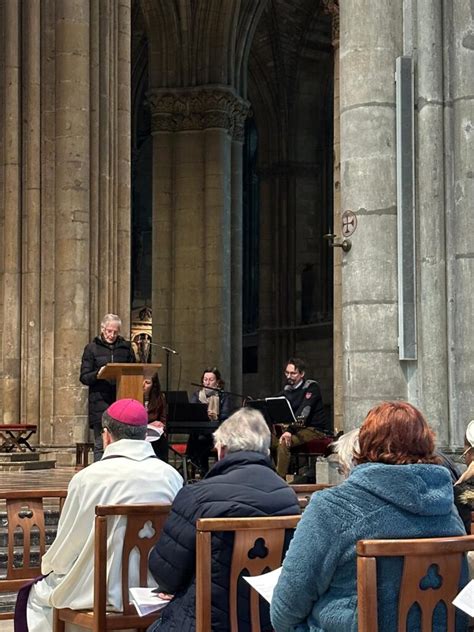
left=187, top=432, right=213, bottom=474
left=93, top=425, right=104, bottom=461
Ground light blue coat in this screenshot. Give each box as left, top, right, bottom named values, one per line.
left=271, top=463, right=468, bottom=632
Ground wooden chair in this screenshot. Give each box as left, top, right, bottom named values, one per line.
left=471, top=510, right=474, bottom=535
left=357, top=535, right=474, bottom=632
left=53, top=503, right=171, bottom=632
left=196, top=515, right=301, bottom=632
left=0, top=489, right=67, bottom=621
left=289, top=483, right=333, bottom=509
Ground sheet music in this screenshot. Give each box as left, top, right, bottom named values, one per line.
left=129, top=587, right=170, bottom=617
left=453, top=579, right=474, bottom=617
left=243, top=567, right=282, bottom=604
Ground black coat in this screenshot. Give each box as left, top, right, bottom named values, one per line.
left=79, top=336, right=135, bottom=427
left=148, top=451, right=301, bottom=632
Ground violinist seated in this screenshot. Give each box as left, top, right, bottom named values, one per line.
left=271, top=357, right=327, bottom=479
left=187, top=367, right=231, bottom=475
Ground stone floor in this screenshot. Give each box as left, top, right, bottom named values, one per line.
left=0, top=620, right=14, bottom=631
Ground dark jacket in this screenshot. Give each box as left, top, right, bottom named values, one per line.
left=148, top=451, right=301, bottom=632
left=279, top=379, right=326, bottom=432
left=79, top=336, right=135, bottom=428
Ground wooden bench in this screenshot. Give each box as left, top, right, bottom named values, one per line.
left=53, top=503, right=171, bottom=632
left=196, top=515, right=301, bottom=631
left=357, top=535, right=474, bottom=632
left=0, top=489, right=67, bottom=621
left=0, top=424, right=37, bottom=452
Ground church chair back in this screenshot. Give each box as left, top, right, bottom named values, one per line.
left=53, top=503, right=171, bottom=632
left=195, top=515, right=300, bottom=632
left=0, top=489, right=67, bottom=621
left=357, top=535, right=474, bottom=632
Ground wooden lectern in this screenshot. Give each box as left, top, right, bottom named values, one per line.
left=99, top=363, right=162, bottom=403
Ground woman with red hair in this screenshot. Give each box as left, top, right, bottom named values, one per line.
left=271, top=401, right=467, bottom=632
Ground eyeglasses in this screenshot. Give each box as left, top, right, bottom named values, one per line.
left=460, top=446, right=473, bottom=464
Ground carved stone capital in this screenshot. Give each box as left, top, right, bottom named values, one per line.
left=147, top=86, right=250, bottom=137
left=321, top=0, right=339, bottom=46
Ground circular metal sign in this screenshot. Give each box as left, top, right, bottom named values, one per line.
left=341, top=210, right=357, bottom=237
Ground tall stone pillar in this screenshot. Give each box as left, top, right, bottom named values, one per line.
left=22, top=0, right=42, bottom=424
left=1, top=0, right=22, bottom=424
left=446, top=0, right=474, bottom=442
left=414, top=0, right=449, bottom=441
left=149, top=88, right=249, bottom=391
left=322, top=0, right=343, bottom=431
left=340, top=0, right=406, bottom=427
left=230, top=117, right=247, bottom=394
left=53, top=0, right=91, bottom=445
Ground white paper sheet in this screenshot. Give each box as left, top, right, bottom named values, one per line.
left=452, top=579, right=474, bottom=617
left=129, top=586, right=170, bottom=617
left=243, top=567, right=282, bottom=604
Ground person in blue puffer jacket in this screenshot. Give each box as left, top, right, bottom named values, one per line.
left=147, top=406, right=301, bottom=632
left=271, top=401, right=468, bottom=632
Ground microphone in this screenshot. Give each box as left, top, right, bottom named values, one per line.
left=148, top=341, right=179, bottom=355
left=190, top=382, right=222, bottom=392
left=161, top=345, right=179, bottom=355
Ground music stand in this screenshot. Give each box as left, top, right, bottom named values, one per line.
left=246, top=396, right=296, bottom=426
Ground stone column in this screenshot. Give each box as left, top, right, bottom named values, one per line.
left=39, top=0, right=57, bottom=444
left=1, top=0, right=22, bottom=424
left=22, top=0, right=42, bottom=424
left=230, top=113, right=247, bottom=394
left=149, top=87, right=249, bottom=392
left=446, top=0, right=474, bottom=443
left=53, top=0, right=91, bottom=445
left=340, top=0, right=406, bottom=427
left=323, top=0, right=343, bottom=431
left=414, top=0, right=449, bottom=441
left=89, top=0, right=132, bottom=336
left=116, top=0, right=132, bottom=333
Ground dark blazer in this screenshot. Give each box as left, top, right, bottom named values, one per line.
left=148, top=451, right=301, bottom=632
left=79, top=335, right=135, bottom=427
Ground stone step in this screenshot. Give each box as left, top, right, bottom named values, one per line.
left=0, top=452, right=41, bottom=463
left=0, top=459, right=56, bottom=472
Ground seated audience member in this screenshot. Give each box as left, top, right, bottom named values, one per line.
left=187, top=366, right=231, bottom=474
left=271, top=401, right=468, bottom=632
left=147, top=407, right=301, bottom=632
left=23, top=399, right=183, bottom=632
left=456, top=419, right=474, bottom=574
left=144, top=371, right=168, bottom=462
left=331, top=427, right=359, bottom=477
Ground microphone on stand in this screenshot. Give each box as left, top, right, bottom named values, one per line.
left=148, top=341, right=180, bottom=355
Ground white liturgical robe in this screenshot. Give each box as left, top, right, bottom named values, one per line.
left=26, top=439, right=183, bottom=632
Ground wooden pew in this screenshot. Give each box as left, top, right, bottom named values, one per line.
left=0, top=489, right=67, bottom=621
left=357, top=535, right=474, bottom=632
left=53, top=503, right=171, bottom=632
left=196, top=515, right=301, bottom=631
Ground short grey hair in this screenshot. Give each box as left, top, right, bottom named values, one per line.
left=331, top=428, right=360, bottom=476
left=102, top=410, right=146, bottom=441
left=213, top=408, right=270, bottom=455
left=101, top=313, right=122, bottom=329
